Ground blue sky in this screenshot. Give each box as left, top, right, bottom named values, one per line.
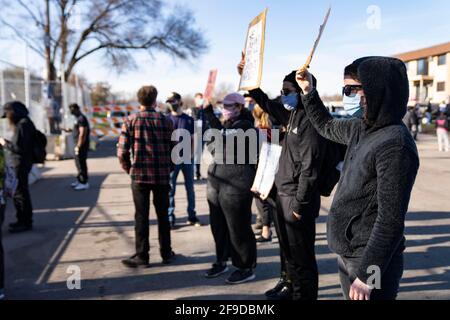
left=2, top=0, right=450, bottom=99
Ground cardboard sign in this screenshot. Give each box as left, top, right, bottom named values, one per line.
left=239, top=9, right=268, bottom=91
left=299, top=7, right=331, bottom=72
left=204, top=69, right=218, bottom=101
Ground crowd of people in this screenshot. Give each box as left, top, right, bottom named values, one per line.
left=114, top=55, right=422, bottom=301
left=5, top=53, right=449, bottom=301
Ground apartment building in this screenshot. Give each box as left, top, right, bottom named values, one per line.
left=395, top=42, right=450, bottom=105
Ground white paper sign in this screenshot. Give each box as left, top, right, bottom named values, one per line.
left=251, top=142, right=282, bottom=200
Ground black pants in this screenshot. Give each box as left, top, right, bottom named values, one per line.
left=255, top=197, right=273, bottom=227
left=276, top=195, right=319, bottom=300
left=338, top=253, right=404, bottom=300
left=270, top=194, right=287, bottom=278
left=75, top=147, right=89, bottom=184
left=131, top=182, right=172, bottom=261
left=207, top=170, right=257, bottom=270
left=0, top=204, right=5, bottom=289
left=13, top=165, right=33, bottom=227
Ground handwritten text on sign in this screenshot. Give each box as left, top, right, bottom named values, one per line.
left=239, top=9, right=267, bottom=91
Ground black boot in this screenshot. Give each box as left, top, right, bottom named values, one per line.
left=265, top=277, right=292, bottom=300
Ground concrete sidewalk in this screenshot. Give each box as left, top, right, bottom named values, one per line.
left=2, top=134, right=450, bottom=300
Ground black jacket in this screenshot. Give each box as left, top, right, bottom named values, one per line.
left=248, top=88, right=327, bottom=218
left=403, top=110, right=419, bottom=130
left=203, top=105, right=257, bottom=192
left=301, top=57, right=420, bottom=283
left=6, top=106, right=36, bottom=169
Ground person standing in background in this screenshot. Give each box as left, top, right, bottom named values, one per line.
left=166, top=92, right=201, bottom=228
left=192, top=93, right=208, bottom=181
left=118, top=86, right=175, bottom=268
left=1, top=102, right=35, bottom=234
left=436, top=111, right=449, bottom=152
left=67, top=103, right=91, bottom=191
left=403, top=106, right=419, bottom=141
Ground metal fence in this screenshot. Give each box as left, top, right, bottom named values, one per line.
left=0, top=60, right=91, bottom=136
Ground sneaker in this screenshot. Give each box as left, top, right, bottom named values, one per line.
left=226, top=269, right=256, bottom=285
left=205, top=263, right=229, bottom=278
left=187, top=218, right=202, bottom=227
left=256, top=235, right=272, bottom=243
left=266, top=284, right=292, bottom=300
left=169, top=221, right=177, bottom=230
left=121, top=254, right=149, bottom=268
left=265, top=277, right=289, bottom=298
left=74, top=183, right=90, bottom=191
left=9, top=224, right=33, bottom=234
left=162, top=251, right=176, bottom=265
left=0, top=289, right=5, bottom=300
left=9, top=221, right=21, bottom=228
left=71, top=181, right=80, bottom=188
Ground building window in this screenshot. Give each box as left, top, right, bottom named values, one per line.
left=437, top=82, right=446, bottom=92
left=438, top=54, right=447, bottom=66
left=417, top=58, right=429, bottom=75
left=404, top=61, right=409, bottom=71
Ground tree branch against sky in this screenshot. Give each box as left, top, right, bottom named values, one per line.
left=0, top=0, right=208, bottom=81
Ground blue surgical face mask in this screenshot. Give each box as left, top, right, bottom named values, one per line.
left=282, top=94, right=298, bottom=111
left=343, top=93, right=364, bottom=118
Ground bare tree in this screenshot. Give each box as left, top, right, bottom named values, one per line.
left=0, top=0, right=208, bottom=81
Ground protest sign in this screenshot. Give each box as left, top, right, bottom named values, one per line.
left=204, top=69, right=218, bottom=101
left=239, top=9, right=268, bottom=91
left=299, top=7, right=331, bottom=72
left=251, top=142, right=282, bottom=200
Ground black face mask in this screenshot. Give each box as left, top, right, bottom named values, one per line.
left=170, top=103, right=181, bottom=113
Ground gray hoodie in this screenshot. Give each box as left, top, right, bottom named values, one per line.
left=301, top=57, right=420, bottom=283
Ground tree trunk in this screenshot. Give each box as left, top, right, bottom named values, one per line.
left=45, top=0, right=56, bottom=81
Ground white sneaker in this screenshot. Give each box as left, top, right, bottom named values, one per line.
left=0, top=289, right=5, bottom=300
left=74, top=183, right=90, bottom=191
left=71, top=181, right=80, bottom=188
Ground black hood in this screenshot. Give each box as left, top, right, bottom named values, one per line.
left=2, top=101, right=30, bottom=123
left=284, top=70, right=317, bottom=94
left=355, top=57, right=409, bottom=129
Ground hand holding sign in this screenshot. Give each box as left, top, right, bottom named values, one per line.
left=296, top=69, right=314, bottom=95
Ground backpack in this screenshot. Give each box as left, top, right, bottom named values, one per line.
left=318, top=140, right=347, bottom=197
left=33, top=130, right=47, bottom=164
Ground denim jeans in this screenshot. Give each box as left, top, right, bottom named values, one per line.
left=169, top=163, right=197, bottom=223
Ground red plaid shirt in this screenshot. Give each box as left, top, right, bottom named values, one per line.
left=117, top=109, right=174, bottom=184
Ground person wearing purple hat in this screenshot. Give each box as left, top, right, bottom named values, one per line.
left=202, top=92, right=257, bottom=285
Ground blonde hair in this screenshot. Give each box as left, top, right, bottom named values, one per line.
left=252, top=105, right=272, bottom=129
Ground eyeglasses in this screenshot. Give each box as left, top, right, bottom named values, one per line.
left=281, top=89, right=296, bottom=96
left=342, top=85, right=363, bottom=97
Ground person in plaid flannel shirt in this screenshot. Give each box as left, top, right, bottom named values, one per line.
left=118, top=85, right=176, bottom=268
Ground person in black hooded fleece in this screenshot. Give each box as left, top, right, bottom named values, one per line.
left=237, top=58, right=328, bottom=300
left=296, top=57, right=420, bottom=300
left=1, top=101, right=36, bottom=233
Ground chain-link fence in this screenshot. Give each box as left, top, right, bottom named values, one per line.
left=0, top=60, right=91, bottom=137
